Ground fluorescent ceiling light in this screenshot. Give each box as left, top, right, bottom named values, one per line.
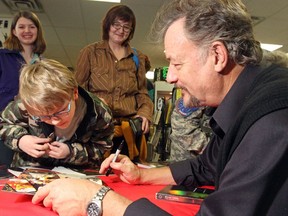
left=260, top=43, right=283, bottom=51
left=85, top=0, right=121, bottom=2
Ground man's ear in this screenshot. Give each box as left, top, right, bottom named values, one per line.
left=73, top=88, right=79, bottom=100
left=211, top=41, right=228, bottom=72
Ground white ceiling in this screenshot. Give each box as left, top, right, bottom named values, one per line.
left=0, top=0, right=288, bottom=70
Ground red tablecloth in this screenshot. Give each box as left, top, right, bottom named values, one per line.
left=0, top=176, right=201, bottom=216
left=0, top=178, right=57, bottom=216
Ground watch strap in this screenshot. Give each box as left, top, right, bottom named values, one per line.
left=93, top=186, right=111, bottom=202
left=87, top=186, right=111, bottom=216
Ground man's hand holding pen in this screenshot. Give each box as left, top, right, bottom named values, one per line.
left=100, top=151, right=142, bottom=184
left=105, top=140, right=124, bottom=176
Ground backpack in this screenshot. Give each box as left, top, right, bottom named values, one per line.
left=132, top=47, right=139, bottom=71
left=132, top=48, right=140, bottom=89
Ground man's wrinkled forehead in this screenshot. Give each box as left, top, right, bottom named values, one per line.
left=164, top=18, right=190, bottom=60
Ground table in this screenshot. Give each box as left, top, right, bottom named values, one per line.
left=0, top=176, right=201, bottom=216
left=0, top=178, right=57, bottom=216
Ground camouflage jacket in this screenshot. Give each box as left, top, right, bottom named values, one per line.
left=0, top=87, right=114, bottom=167
left=169, top=106, right=213, bottom=162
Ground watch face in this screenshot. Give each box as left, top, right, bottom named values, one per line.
left=87, top=203, right=101, bottom=216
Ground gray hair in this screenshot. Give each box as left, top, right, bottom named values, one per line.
left=262, top=50, right=288, bottom=68
left=149, top=0, right=263, bottom=65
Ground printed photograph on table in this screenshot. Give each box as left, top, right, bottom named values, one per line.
left=2, top=166, right=103, bottom=195
left=2, top=178, right=36, bottom=195
left=19, top=168, right=60, bottom=190
left=2, top=167, right=60, bottom=194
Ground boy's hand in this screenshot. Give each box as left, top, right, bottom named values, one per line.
left=18, top=135, right=50, bottom=158
left=47, top=141, right=70, bottom=159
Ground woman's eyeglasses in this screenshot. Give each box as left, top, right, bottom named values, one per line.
left=31, top=100, right=72, bottom=122
left=112, top=22, right=132, bottom=33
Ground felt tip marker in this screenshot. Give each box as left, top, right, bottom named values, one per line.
left=105, top=140, right=124, bottom=176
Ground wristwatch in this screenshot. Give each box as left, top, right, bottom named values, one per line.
left=87, top=186, right=111, bottom=216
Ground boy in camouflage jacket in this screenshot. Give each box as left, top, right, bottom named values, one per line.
left=0, top=59, right=114, bottom=168
left=169, top=97, right=215, bottom=161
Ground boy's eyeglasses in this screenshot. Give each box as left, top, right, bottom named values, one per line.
left=31, top=100, right=72, bottom=122
left=112, top=22, right=132, bottom=33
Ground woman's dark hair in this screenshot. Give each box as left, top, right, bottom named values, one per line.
left=4, top=10, right=46, bottom=54
left=102, top=5, right=136, bottom=46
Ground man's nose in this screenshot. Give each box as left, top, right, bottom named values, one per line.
left=166, top=66, right=177, bottom=84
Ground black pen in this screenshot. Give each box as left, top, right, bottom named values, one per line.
left=105, top=140, right=124, bottom=176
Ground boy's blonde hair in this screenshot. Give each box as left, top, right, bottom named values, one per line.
left=19, top=59, right=77, bottom=114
